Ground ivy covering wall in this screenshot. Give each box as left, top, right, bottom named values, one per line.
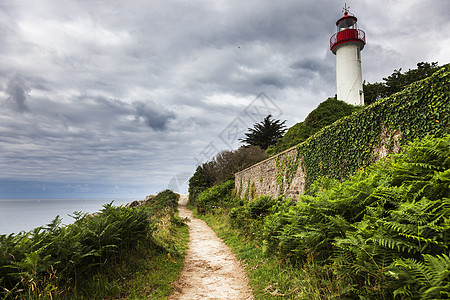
left=299, top=63, right=449, bottom=190
left=236, top=64, right=450, bottom=197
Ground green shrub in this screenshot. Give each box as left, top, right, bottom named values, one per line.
left=0, top=189, right=184, bottom=299
left=267, top=97, right=359, bottom=156
left=262, top=135, right=450, bottom=298
left=188, top=165, right=213, bottom=205
left=196, top=179, right=238, bottom=214
left=146, top=189, right=179, bottom=211
left=247, top=196, right=276, bottom=219
left=229, top=195, right=286, bottom=242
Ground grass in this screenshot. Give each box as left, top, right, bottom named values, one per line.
left=105, top=207, right=190, bottom=299
left=0, top=191, right=189, bottom=300
left=195, top=209, right=341, bottom=299
left=118, top=221, right=189, bottom=299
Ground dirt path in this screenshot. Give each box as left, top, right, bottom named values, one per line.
left=170, top=194, right=253, bottom=300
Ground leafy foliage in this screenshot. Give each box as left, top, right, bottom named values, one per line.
left=232, top=135, right=450, bottom=299
left=240, top=115, right=287, bottom=150
left=203, top=146, right=266, bottom=185
left=196, top=179, right=240, bottom=214
left=298, top=63, right=450, bottom=191
left=189, top=146, right=266, bottom=205
left=364, top=61, right=440, bottom=105
left=267, top=97, right=359, bottom=156
left=0, top=190, right=185, bottom=299
left=147, top=189, right=179, bottom=211
left=394, top=254, right=450, bottom=299
left=188, top=165, right=214, bottom=205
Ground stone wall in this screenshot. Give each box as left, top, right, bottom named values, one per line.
left=235, top=65, right=449, bottom=201
left=235, top=130, right=398, bottom=201
left=235, top=146, right=306, bottom=201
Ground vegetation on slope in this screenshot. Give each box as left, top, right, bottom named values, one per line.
left=267, top=97, right=359, bottom=156
left=363, top=62, right=441, bottom=105
left=296, top=63, right=449, bottom=191
left=0, top=190, right=188, bottom=299
left=189, top=145, right=266, bottom=204
left=269, top=61, right=442, bottom=157
left=189, top=63, right=450, bottom=298
left=194, top=135, right=450, bottom=299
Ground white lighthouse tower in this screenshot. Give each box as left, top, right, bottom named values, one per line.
left=330, top=5, right=366, bottom=105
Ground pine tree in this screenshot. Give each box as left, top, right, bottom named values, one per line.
left=240, top=115, right=287, bottom=150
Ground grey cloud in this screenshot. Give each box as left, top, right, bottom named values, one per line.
left=291, top=59, right=324, bottom=72
left=5, top=74, right=30, bottom=112
left=0, top=0, right=449, bottom=198
left=134, top=102, right=175, bottom=131
left=254, top=74, right=287, bottom=88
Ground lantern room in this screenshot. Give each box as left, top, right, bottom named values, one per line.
left=330, top=9, right=365, bottom=54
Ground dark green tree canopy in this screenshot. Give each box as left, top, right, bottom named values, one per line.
left=239, top=115, right=287, bottom=150
left=267, top=98, right=358, bottom=156
left=364, top=62, right=440, bottom=105
left=188, top=145, right=266, bottom=204
left=188, top=165, right=213, bottom=203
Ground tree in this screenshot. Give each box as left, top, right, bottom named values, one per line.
left=188, top=146, right=267, bottom=203
left=267, top=98, right=359, bottom=156
left=364, top=62, right=440, bottom=105
left=203, top=146, right=266, bottom=185
left=239, top=115, right=287, bottom=150
left=188, top=165, right=213, bottom=204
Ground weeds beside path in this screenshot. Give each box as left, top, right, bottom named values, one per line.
left=170, top=194, right=253, bottom=300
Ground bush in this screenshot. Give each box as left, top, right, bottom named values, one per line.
left=188, top=165, right=213, bottom=205
left=189, top=146, right=266, bottom=206
left=263, top=135, right=450, bottom=298
left=196, top=179, right=239, bottom=214
left=146, top=189, right=179, bottom=211
left=267, top=97, right=358, bottom=156
left=0, top=190, right=183, bottom=299
left=363, top=61, right=440, bottom=105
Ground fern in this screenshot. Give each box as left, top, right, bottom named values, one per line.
left=393, top=254, right=450, bottom=299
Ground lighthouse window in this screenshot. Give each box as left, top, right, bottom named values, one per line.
left=356, top=48, right=361, bottom=61
left=339, top=18, right=356, bottom=30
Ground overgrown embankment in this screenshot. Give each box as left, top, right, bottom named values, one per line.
left=0, top=190, right=188, bottom=299
left=236, top=64, right=450, bottom=199
left=190, top=66, right=450, bottom=299
left=193, top=135, right=450, bottom=299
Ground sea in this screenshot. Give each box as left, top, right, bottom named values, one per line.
left=0, top=198, right=135, bottom=235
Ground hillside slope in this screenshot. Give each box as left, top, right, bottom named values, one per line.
left=267, top=97, right=359, bottom=156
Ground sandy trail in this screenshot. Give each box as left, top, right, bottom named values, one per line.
left=170, top=194, right=253, bottom=300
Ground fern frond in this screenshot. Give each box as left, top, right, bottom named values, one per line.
left=370, top=236, right=420, bottom=254
left=394, top=253, right=450, bottom=299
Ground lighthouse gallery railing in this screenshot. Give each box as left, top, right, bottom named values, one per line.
left=330, top=29, right=366, bottom=51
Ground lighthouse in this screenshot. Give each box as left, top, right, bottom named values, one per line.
left=330, top=5, right=366, bottom=105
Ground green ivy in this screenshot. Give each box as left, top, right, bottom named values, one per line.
left=268, top=97, right=359, bottom=155
left=297, top=64, right=450, bottom=191
left=250, top=182, right=258, bottom=199
left=275, top=151, right=300, bottom=192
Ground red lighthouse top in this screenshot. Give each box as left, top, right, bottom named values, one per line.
left=330, top=4, right=366, bottom=54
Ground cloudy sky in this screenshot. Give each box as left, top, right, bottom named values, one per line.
left=0, top=0, right=449, bottom=199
